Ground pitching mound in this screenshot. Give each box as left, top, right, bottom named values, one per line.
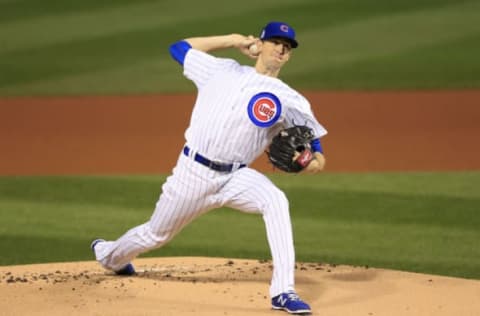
left=1, top=257, right=479, bottom=316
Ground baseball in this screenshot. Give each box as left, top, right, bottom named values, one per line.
left=249, top=44, right=259, bottom=55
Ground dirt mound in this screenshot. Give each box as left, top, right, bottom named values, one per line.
left=1, top=257, right=479, bottom=316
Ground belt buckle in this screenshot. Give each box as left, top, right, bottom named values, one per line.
left=231, top=162, right=241, bottom=172
left=210, top=160, right=229, bottom=172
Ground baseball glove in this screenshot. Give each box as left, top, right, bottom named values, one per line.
left=267, top=125, right=316, bottom=173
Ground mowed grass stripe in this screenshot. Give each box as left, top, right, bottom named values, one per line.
left=295, top=31, right=480, bottom=89
left=0, top=173, right=479, bottom=279
left=2, top=0, right=479, bottom=94
left=289, top=189, right=480, bottom=231
left=0, top=199, right=149, bottom=237
left=2, top=172, right=479, bottom=208
left=295, top=219, right=480, bottom=278
left=0, top=0, right=312, bottom=54
left=285, top=1, right=480, bottom=74
left=0, top=59, right=194, bottom=95
left=271, top=172, right=480, bottom=199
left=0, top=0, right=154, bottom=24
left=0, top=1, right=314, bottom=91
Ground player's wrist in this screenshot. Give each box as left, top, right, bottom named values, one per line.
left=301, top=159, right=320, bottom=174
left=312, top=153, right=326, bottom=171
left=229, top=34, right=246, bottom=48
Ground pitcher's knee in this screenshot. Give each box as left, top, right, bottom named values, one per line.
left=262, top=188, right=289, bottom=214
left=277, top=189, right=289, bottom=209
left=144, top=221, right=178, bottom=250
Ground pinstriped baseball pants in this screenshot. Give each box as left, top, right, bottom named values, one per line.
left=94, top=152, right=296, bottom=297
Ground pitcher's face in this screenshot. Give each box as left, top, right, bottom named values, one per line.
left=259, top=38, right=292, bottom=68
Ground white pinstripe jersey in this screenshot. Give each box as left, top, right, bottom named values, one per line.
left=183, top=48, right=327, bottom=165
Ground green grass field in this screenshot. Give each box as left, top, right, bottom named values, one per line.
left=1, top=173, right=479, bottom=280
left=1, top=0, right=480, bottom=95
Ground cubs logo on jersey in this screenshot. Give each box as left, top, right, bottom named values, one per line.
left=247, top=92, right=282, bottom=127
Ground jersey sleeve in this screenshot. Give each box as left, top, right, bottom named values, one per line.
left=169, top=40, right=192, bottom=65
left=183, top=49, right=239, bottom=89
left=283, top=94, right=328, bottom=139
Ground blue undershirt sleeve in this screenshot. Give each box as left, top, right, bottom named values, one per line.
left=310, top=138, right=324, bottom=154
left=169, top=40, right=192, bottom=66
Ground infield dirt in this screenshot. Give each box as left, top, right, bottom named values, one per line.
left=1, top=90, right=480, bottom=174
left=1, top=257, right=480, bottom=316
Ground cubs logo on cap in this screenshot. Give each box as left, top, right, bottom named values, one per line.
left=260, top=21, right=298, bottom=48
left=247, top=92, right=282, bottom=127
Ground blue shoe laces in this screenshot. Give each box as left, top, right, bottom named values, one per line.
left=286, top=292, right=301, bottom=301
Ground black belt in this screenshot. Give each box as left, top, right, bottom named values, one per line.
left=183, top=146, right=246, bottom=172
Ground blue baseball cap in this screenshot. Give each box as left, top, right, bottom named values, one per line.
left=260, top=21, right=298, bottom=48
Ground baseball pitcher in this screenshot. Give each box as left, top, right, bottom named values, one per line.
left=92, top=21, right=327, bottom=315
